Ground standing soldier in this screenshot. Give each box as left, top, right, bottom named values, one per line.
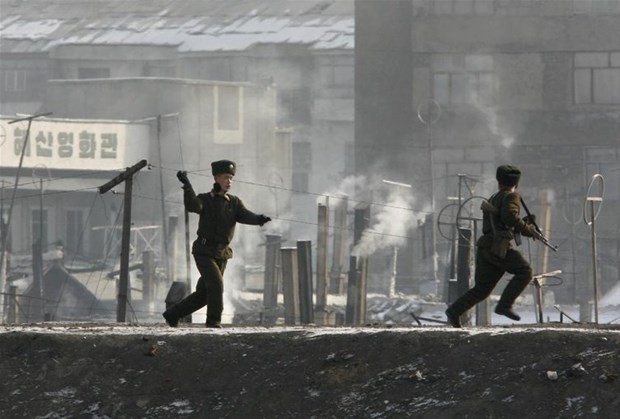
left=445, top=165, right=537, bottom=328
left=163, top=160, right=271, bottom=328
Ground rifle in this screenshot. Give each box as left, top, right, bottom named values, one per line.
left=519, top=198, right=559, bottom=252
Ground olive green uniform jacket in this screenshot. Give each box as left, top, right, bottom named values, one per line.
left=477, top=190, right=535, bottom=252
left=183, top=186, right=263, bottom=259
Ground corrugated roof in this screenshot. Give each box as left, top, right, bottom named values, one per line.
left=0, top=0, right=354, bottom=53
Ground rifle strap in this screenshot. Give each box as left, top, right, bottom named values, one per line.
left=519, top=197, right=542, bottom=234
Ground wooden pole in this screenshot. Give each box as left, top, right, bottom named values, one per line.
left=31, top=240, right=44, bottom=322
left=98, top=159, right=148, bottom=323
left=457, top=227, right=473, bottom=326
left=262, top=234, right=281, bottom=311
left=281, top=247, right=299, bottom=325
left=142, top=250, right=155, bottom=307
left=329, top=197, right=348, bottom=294
left=156, top=116, right=170, bottom=280
left=345, top=256, right=357, bottom=325
left=297, top=240, right=314, bottom=324
left=7, top=285, right=17, bottom=324
left=117, top=175, right=134, bottom=322
left=316, top=203, right=329, bottom=309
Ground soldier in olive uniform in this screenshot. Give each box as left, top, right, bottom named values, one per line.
left=163, top=160, right=271, bottom=328
left=445, top=165, right=537, bottom=328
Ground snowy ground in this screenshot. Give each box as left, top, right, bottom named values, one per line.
left=1, top=321, right=619, bottom=418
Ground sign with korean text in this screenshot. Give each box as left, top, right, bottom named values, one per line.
left=0, top=118, right=149, bottom=170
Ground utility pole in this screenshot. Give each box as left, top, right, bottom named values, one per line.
left=99, top=159, right=148, bottom=322
left=0, top=112, right=52, bottom=321
left=417, top=100, right=441, bottom=284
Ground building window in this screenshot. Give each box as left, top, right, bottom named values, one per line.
left=143, top=64, right=175, bottom=77
left=214, top=85, right=243, bottom=144
left=292, top=172, right=309, bottom=193
left=432, top=54, right=494, bottom=106
left=4, top=70, right=27, bottom=92
left=65, top=209, right=85, bottom=255
left=292, top=142, right=311, bottom=193
left=574, top=52, right=620, bottom=105
left=318, top=57, right=354, bottom=88
left=32, top=209, right=49, bottom=251
left=78, top=68, right=110, bottom=79
left=430, top=0, right=494, bottom=15
left=217, top=85, right=240, bottom=130
left=278, top=88, right=311, bottom=125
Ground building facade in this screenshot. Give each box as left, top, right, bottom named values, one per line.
left=0, top=0, right=353, bottom=319
left=356, top=0, right=620, bottom=301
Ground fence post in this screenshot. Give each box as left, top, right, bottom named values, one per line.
left=7, top=285, right=17, bottom=324
left=329, top=197, right=348, bottom=294
left=262, top=234, right=281, bottom=322
left=281, top=247, right=299, bottom=325
left=316, top=204, right=329, bottom=309
left=457, top=227, right=475, bottom=326
left=345, top=256, right=358, bottom=325
left=297, top=240, right=314, bottom=324
left=142, top=250, right=155, bottom=308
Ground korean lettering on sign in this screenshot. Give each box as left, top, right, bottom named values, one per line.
left=13, top=127, right=118, bottom=160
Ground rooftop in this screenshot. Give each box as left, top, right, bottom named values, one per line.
left=0, top=0, right=354, bottom=54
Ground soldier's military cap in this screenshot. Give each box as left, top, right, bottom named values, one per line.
left=211, top=160, right=236, bottom=176
left=496, top=165, right=521, bottom=186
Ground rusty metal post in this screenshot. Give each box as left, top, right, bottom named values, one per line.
left=457, top=227, right=474, bottom=326
left=316, top=204, right=329, bottom=308
left=329, top=197, right=348, bottom=294
left=7, top=285, right=17, bottom=324
left=30, top=240, right=44, bottom=322
left=297, top=240, right=314, bottom=324
left=357, top=255, right=369, bottom=324
left=281, top=247, right=299, bottom=325
left=345, top=256, right=358, bottom=325
left=262, top=234, right=281, bottom=324
left=142, top=250, right=155, bottom=307
left=584, top=174, right=604, bottom=324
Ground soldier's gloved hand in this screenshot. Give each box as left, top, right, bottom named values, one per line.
left=525, top=224, right=538, bottom=239
left=177, top=171, right=191, bottom=188
left=522, top=214, right=536, bottom=225
left=257, top=214, right=272, bottom=226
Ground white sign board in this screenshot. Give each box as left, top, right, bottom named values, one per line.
left=0, top=118, right=149, bottom=170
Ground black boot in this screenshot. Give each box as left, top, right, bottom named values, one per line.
left=494, top=305, right=521, bottom=321
left=162, top=311, right=179, bottom=327
left=206, top=321, right=222, bottom=329
left=445, top=308, right=462, bottom=328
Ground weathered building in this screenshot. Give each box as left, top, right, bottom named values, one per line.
left=0, top=0, right=354, bottom=321
left=356, top=0, right=620, bottom=302
left=0, top=0, right=355, bottom=241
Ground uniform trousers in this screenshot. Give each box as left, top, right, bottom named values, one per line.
left=448, top=245, right=533, bottom=316
left=164, top=253, right=227, bottom=324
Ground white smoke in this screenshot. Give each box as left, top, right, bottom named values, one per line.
left=351, top=182, right=424, bottom=258
left=484, top=105, right=515, bottom=148
left=319, top=174, right=367, bottom=204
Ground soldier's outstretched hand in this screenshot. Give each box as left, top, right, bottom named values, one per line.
left=257, top=214, right=272, bottom=226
